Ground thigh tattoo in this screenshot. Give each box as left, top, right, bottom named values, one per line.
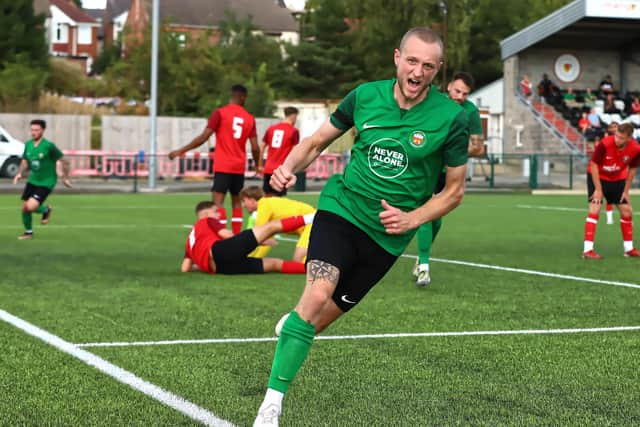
left=307, top=260, right=340, bottom=286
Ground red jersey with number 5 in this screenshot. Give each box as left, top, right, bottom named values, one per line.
left=262, top=122, right=300, bottom=174
left=590, top=136, right=640, bottom=181
left=184, top=217, right=225, bottom=273
left=207, top=104, right=257, bottom=174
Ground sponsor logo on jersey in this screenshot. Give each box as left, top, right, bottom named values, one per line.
left=410, top=131, right=426, bottom=147
left=367, top=138, right=409, bottom=179
left=623, top=155, right=630, bottom=164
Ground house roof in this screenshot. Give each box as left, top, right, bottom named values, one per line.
left=105, top=0, right=131, bottom=20
left=84, top=8, right=104, bottom=21
left=501, top=0, right=640, bottom=59
left=150, top=0, right=298, bottom=33
left=49, top=0, right=98, bottom=24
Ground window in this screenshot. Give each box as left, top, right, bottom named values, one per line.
left=54, top=23, right=68, bottom=43
left=78, top=25, right=92, bottom=45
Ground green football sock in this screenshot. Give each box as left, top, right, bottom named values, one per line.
left=22, top=211, right=33, bottom=232
left=267, top=310, right=315, bottom=393
left=35, top=205, right=48, bottom=214
left=416, top=218, right=444, bottom=265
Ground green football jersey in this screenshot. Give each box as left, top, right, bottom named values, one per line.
left=22, top=138, right=64, bottom=189
left=319, top=79, right=469, bottom=256
left=462, top=99, right=483, bottom=136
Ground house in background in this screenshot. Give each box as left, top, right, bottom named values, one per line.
left=103, top=0, right=131, bottom=47
left=44, top=0, right=101, bottom=74
left=124, top=0, right=300, bottom=51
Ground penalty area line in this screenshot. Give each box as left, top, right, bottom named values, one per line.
left=75, top=325, right=640, bottom=348
left=0, top=309, right=234, bottom=427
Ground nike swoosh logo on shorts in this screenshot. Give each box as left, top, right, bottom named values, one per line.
left=340, top=294, right=357, bottom=304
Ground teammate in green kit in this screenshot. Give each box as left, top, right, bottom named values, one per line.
left=253, top=27, right=469, bottom=426
left=13, top=119, right=72, bottom=240
left=413, top=71, right=485, bottom=286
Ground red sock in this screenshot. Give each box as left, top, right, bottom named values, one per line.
left=621, top=215, right=633, bottom=241
left=232, top=208, right=243, bottom=234
left=606, top=204, right=613, bottom=213
left=584, top=213, right=599, bottom=242
left=280, top=216, right=305, bottom=233
left=281, top=260, right=306, bottom=274
left=217, top=208, right=227, bottom=226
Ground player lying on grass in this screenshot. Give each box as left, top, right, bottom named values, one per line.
left=240, top=186, right=315, bottom=262
left=181, top=201, right=313, bottom=274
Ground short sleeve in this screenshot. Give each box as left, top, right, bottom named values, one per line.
left=330, top=89, right=356, bottom=131
left=291, top=128, right=300, bottom=145
left=443, top=110, right=470, bottom=167
left=206, top=218, right=225, bottom=233
left=591, top=142, right=605, bottom=165
left=248, top=118, right=257, bottom=138
left=468, top=109, right=483, bottom=137
left=50, top=143, right=64, bottom=161
left=631, top=152, right=640, bottom=168
left=207, top=109, right=221, bottom=131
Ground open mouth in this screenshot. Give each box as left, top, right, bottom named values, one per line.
left=407, top=78, right=421, bottom=91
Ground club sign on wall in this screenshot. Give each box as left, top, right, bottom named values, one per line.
left=554, top=54, right=581, bottom=83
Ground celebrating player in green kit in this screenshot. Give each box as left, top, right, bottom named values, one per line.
left=253, top=27, right=469, bottom=426
left=13, top=119, right=72, bottom=240
left=413, top=71, right=485, bottom=286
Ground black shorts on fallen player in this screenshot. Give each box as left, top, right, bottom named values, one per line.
left=211, top=229, right=264, bottom=274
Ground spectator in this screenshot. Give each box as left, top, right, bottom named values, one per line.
left=583, top=87, right=596, bottom=108
left=564, top=87, right=578, bottom=107
left=599, top=75, right=614, bottom=95
left=578, top=112, right=591, bottom=134
left=538, top=73, right=554, bottom=101
left=520, top=75, right=532, bottom=101
left=604, top=94, right=620, bottom=114
left=587, top=108, right=602, bottom=128
left=631, top=96, right=640, bottom=115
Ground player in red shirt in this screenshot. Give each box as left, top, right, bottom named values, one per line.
left=587, top=122, right=618, bottom=224
left=169, top=85, right=260, bottom=234
left=181, top=201, right=314, bottom=274
left=259, top=107, right=300, bottom=196
left=583, top=122, right=640, bottom=259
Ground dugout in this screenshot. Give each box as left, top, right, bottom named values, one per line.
left=500, top=0, right=640, bottom=154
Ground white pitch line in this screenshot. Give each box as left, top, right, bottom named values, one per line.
left=75, top=325, right=640, bottom=348
left=0, top=309, right=234, bottom=427
left=279, top=236, right=640, bottom=289
left=517, top=204, right=640, bottom=216
left=399, top=254, right=640, bottom=290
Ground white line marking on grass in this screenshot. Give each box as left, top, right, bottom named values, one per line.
left=75, top=325, right=640, bottom=348
left=0, top=309, right=234, bottom=427
left=517, top=204, right=640, bottom=216
left=399, top=254, right=640, bottom=290
left=278, top=236, right=640, bottom=289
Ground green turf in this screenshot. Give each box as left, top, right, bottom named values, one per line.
left=0, top=192, right=639, bottom=426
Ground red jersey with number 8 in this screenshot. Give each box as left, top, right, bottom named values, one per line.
left=262, top=122, right=300, bottom=174
left=207, top=104, right=257, bottom=174
left=590, top=136, right=640, bottom=181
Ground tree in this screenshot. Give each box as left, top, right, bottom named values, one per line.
left=0, top=55, right=47, bottom=111
left=0, top=0, right=48, bottom=69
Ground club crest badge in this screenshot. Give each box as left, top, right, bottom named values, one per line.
left=410, top=131, right=426, bottom=147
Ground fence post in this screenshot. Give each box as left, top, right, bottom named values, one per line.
left=529, top=154, right=538, bottom=189
left=133, top=154, right=138, bottom=193
left=569, top=154, right=573, bottom=190
left=489, top=154, right=495, bottom=189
